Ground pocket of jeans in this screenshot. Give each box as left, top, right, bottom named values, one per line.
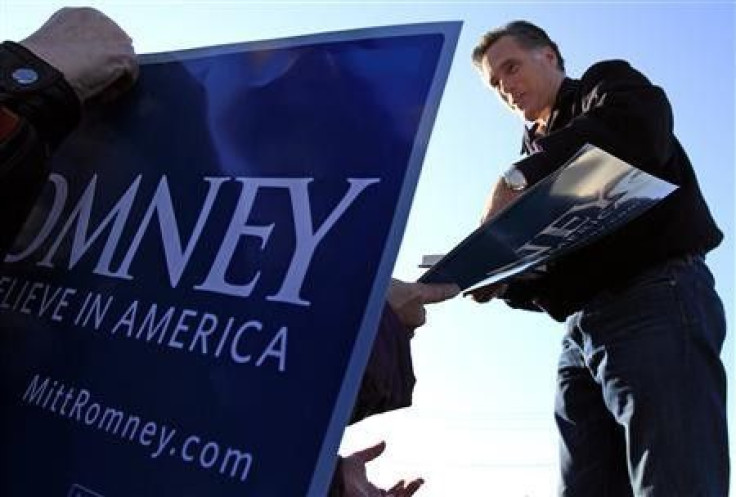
left=671, top=264, right=726, bottom=338
left=581, top=272, right=684, bottom=344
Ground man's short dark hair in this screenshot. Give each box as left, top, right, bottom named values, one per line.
left=471, top=20, right=565, bottom=72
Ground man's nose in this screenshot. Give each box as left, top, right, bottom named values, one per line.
left=501, top=77, right=517, bottom=96
left=499, top=81, right=514, bottom=103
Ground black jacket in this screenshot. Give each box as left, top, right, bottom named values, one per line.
left=0, top=41, right=80, bottom=259
left=504, top=60, right=722, bottom=321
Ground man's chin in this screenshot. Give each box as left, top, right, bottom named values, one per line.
left=522, top=109, right=540, bottom=122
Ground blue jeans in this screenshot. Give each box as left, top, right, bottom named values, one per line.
left=555, top=255, right=729, bottom=497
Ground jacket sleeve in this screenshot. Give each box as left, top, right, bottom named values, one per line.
left=328, top=458, right=346, bottom=497
left=514, top=60, right=675, bottom=186
left=0, top=41, right=81, bottom=258
left=328, top=306, right=416, bottom=497
left=348, top=305, right=416, bottom=425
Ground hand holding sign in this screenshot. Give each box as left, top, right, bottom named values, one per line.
left=20, top=7, right=138, bottom=103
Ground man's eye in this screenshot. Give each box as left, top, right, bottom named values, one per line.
left=508, top=63, right=519, bottom=74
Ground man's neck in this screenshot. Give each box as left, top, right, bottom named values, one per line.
left=534, top=71, right=566, bottom=131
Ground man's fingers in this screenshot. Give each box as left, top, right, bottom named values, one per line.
left=20, top=7, right=138, bottom=103
left=466, top=287, right=493, bottom=303
left=408, top=306, right=426, bottom=329
left=416, top=282, right=460, bottom=304
left=387, top=480, right=405, bottom=494
left=387, top=477, right=425, bottom=497
left=466, top=283, right=507, bottom=303
left=84, top=58, right=138, bottom=106
left=353, top=441, right=386, bottom=464
left=403, top=477, right=425, bottom=495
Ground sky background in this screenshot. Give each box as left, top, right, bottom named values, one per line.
left=2, top=1, right=734, bottom=496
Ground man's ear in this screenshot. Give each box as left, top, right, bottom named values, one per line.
left=542, top=46, right=557, bottom=67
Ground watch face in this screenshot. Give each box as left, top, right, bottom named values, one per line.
left=505, top=168, right=527, bottom=190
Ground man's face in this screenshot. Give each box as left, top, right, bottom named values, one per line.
left=479, top=35, right=561, bottom=123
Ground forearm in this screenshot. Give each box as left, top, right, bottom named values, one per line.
left=349, top=306, right=415, bottom=424
left=328, top=457, right=346, bottom=497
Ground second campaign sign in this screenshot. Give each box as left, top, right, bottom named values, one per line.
left=0, top=23, right=460, bottom=496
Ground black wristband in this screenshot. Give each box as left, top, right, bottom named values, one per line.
left=0, top=41, right=81, bottom=148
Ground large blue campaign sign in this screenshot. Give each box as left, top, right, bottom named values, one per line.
left=0, top=23, right=459, bottom=496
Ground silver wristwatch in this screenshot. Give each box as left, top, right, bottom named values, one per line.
left=502, top=166, right=528, bottom=191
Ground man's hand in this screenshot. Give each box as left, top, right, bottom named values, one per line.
left=480, top=177, right=523, bottom=225
left=20, top=7, right=138, bottom=103
left=465, top=282, right=508, bottom=303
left=341, top=441, right=424, bottom=497
left=387, top=279, right=459, bottom=329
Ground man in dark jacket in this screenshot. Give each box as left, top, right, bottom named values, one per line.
left=469, top=20, right=727, bottom=496
left=1, top=9, right=457, bottom=496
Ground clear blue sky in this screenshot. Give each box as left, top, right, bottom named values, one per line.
left=3, top=2, right=734, bottom=495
